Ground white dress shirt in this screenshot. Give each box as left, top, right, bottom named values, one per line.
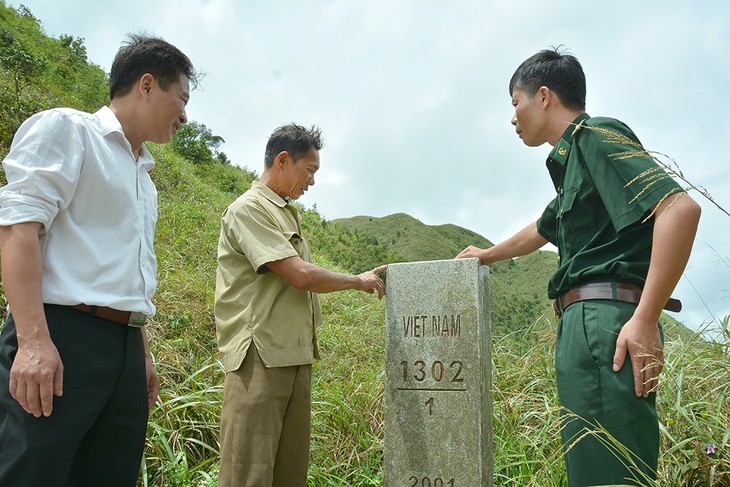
left=0, top=106, right=158, bottom=316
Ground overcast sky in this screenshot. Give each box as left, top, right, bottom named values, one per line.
left=10, top=0, right=730, bottom=332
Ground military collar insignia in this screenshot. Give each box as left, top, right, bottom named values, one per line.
left=551, top=138, right=571, bottom=165
left=547, top=113, right=590, bottom=166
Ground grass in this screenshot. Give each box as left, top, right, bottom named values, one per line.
left=657, top=320, right=730, bottom=486
left=138, top=163, right=730, bottom=485
left=309, top=291, right=387, bottom=486
left=139, top=279, right=730, bottom=486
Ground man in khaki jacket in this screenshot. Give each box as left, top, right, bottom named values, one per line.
left=215, top=123, right=386, bottom=487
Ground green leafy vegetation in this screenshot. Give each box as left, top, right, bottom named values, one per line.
left=0, top=2, right=108, bottom=158
left=171, top=121, right=230, bottom=165
left=0, top=4, right=727, bottom=485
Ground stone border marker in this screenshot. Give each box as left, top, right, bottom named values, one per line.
left=384, top=258, right=493, bottom=487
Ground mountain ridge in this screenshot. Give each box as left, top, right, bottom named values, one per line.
left=330, top=212, right=559, bottom=334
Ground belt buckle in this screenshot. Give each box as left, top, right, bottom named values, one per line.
left=128, top=312, right=147, bottom=327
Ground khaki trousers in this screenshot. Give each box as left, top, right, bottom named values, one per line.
left=219, top=346, right=312, bottom=487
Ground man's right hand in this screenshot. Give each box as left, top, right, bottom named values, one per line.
left=1, top=222, right=63, bottom=417
left=356, top=264, right=388, bottom=299
left=9, top=335, right=64, bottom=417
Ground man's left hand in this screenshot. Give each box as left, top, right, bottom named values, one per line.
left=146, top=358, right=160, bottom=409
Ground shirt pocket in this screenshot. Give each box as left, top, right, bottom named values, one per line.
left=283, top=231, right=306, bottom=258
left=555, top=190, right=580, bottom=254
left=556, top=188, right=576, bottom=231
left=556, top=188, right=591, bottom=253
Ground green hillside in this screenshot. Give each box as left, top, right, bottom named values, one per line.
left=334, top=213, right=559, bottom=334
left=334, top=213, right=493, bottom=262
left=0, top=2, right=108, bottom=157
left=1, top=4, right=726, bottom=486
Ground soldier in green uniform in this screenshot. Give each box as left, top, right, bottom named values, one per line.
left=457, top=48, right=701, bottom=486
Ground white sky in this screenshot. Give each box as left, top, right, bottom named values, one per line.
left=10, top=0, right=730, bottom=331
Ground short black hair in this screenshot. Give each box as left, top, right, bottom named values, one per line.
left=264, top=123, right=324, bottom=168
left=109, top=34, right=198, bottom=99
left=509, top=46, right=586, bottom=111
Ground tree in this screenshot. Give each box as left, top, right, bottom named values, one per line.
left=216, top=152, right=231, bottom=165
left=59, top=34, right=88, bottom=64
left=0, top=30, right=46, bottom=126
left=172, top=121, right=229, bottom=164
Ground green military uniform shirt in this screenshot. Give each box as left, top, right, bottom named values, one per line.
left=537, top=113, right=683, bottom=299
left=215, top=181, right=322, bottom=371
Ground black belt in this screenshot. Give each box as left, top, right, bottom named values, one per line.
left=553, top=282, right=682, bottom=318
left=70, top=304, right=147, bottom=327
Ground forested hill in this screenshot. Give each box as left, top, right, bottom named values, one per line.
left=0, top=3, right=108, bottom=155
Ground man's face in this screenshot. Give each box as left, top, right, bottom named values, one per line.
left=281, top=148, right=319, bottom=200
left=149, top=74, right=190, bottom=144
left=511, top=87, right=548, bottom=147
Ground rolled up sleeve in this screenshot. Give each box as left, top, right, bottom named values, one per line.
left=0, top=110, right=83, bottom=232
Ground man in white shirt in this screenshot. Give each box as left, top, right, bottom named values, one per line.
left=0, top=34, right=197, bottom=486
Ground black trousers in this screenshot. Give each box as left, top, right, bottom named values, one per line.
left=0, top=304, right=148, bottom=487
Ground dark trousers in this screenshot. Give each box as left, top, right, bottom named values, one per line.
left=0, top=304, right=148, bottom=487
left=556, top=300, right=660, bottom=487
